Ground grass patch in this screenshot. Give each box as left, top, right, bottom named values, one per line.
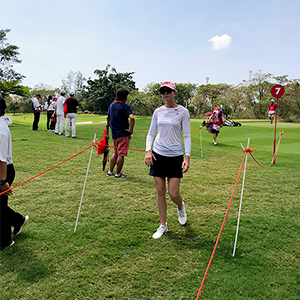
left=0, top=114, right=299, bottom=299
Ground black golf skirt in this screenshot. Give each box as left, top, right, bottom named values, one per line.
left=149, top=151, right=183, bottom=178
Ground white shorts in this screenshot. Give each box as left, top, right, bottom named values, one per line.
left=269, top=111, right=275, bottom=117
left=212, top=124, right=220, bottom=131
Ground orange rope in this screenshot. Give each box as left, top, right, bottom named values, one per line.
left=283, top=132, right=300, bottom=137
left=195, top=150, right=247, bottom=299
left=191, top=127, right=201, bottom=137
left=249, top=132, right=283, bottom=168
left=0, top=144, right=94, bottom=197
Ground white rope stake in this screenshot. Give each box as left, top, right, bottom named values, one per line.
left=74, top=134, right=97, bottom=233
left=232, top=138, right=250, bottom=257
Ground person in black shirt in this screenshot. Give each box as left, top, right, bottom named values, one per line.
left=65, top=91, right=79, bottom=138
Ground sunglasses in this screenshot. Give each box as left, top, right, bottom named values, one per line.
left=160, top=88, right=173, bottom=95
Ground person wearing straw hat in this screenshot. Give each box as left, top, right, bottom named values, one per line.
left=145, top=81, right=191, bottom=239
left=0, top=96, right=29, bottom=251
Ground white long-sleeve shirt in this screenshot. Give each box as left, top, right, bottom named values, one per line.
left=0, top=116, right=12, bottom=165
left=146, top=105, right=191, bottom=157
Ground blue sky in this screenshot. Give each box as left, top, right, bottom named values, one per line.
left=1, top=0, right=299, bottom=90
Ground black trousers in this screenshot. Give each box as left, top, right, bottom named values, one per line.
left=47, top=111, right=54, bottom=130
left=33, top=111, right=40, bottom=130
left=0, top=164, right=23, bottom=248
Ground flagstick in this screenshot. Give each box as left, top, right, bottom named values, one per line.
left=232, top=138, right=250, bottom=257
left=74, top=134, right=97, bottom=233
left=200, top=125, right=203, bottom=157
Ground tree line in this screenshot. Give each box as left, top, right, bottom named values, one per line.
left=1, top=28, right=300, bottom=121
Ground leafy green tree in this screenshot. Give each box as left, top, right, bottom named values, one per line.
left=175, top=83, right=197, bottom=107
left=190, top=94, right=210, bottom=117
left=61, top=71, right=85, bottom=95
left=127, top=91, right=150, bottom=116
left=30, top=83, right=57, bottom=105
left=238, top=71, right=274, bottom=119
left=61, top=71, right=86, bottom=111
left=0, top=29, right=27, bottom=98
left=278, top=79, right=300, bottom=121
left=196, top=83, right=232, bottom=112
left=83, top=64, right=137, bottom=113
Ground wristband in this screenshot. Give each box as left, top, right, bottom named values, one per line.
left=0, top=179, right=6, bottom=186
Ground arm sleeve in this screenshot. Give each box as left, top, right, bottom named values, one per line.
left=146, top=111, right=158, bottom=151
left=182, top=109, right=191, bottom=156
left=0, top=134, right=8, bottom=163
left=126, top=105, right=133, bottom=116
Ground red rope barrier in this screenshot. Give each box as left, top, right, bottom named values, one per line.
left=249, top=132, right=283, bottom=168
left=0, top=144, right=94, bottom=197
left=94, top=143, right=145, bottom=153
left=195, top=151, right=247, bottom=299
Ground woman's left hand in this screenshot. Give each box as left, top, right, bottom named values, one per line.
left=182, top=156, right=190, bottom=173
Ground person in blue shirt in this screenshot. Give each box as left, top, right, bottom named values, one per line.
left=106, top=88, right=135, bottom=178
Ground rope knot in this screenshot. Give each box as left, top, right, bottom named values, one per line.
left=244, top=147, right=256, bottom=154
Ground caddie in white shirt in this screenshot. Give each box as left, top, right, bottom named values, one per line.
left=55, top=90, right=66, bottom=135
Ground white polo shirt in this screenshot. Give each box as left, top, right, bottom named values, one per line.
left=32, top=98, right=41, bottom=111
left=56, top=96, right=66, bottom=115
left=0, top=116, right=12, bottom=165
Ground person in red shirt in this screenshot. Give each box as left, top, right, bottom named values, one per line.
left=268, top=99, right=276, bottom=124
left=208, top=108, right=226, bottom=146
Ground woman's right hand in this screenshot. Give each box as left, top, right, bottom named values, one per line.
left=144, top=150, right=156, bottom=167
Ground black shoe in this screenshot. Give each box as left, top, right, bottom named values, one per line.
left=13, top=215, right=29, bottom=236
left=0, top=240, right=14, bottom=251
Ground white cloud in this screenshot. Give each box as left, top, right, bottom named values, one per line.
left=208, top=34, right=232, bottom=50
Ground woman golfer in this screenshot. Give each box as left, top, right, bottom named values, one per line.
left=145, top=81, right=191, bottom=239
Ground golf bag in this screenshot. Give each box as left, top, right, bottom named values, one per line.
left=202, top=120, right=213, bottom=134
left=224, top=119, right=242, bottom=126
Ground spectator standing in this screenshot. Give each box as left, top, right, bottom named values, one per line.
left=65, top=90, right=79, bottom=138
left=106, top=87, right=135, bottom=178
left=55, top=90, right=66, bottom=135
left=44, top=95, right=55, bottom=131
left=144, top=81, right=191, bottom=239
left=0, top=97, right=29, bottom=251
left=32, top=94, right=41, bottom=131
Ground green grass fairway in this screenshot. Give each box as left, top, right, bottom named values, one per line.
left=1, top=113, right=300, bottom=299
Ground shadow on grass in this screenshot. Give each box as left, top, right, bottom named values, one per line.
left=212, top=142, right=240, bottom=148
left=166, top=223, right=217, bottom=251
left=1, top=233, right=50, bottom=283
left=126, top=175, right=156, bottom=187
